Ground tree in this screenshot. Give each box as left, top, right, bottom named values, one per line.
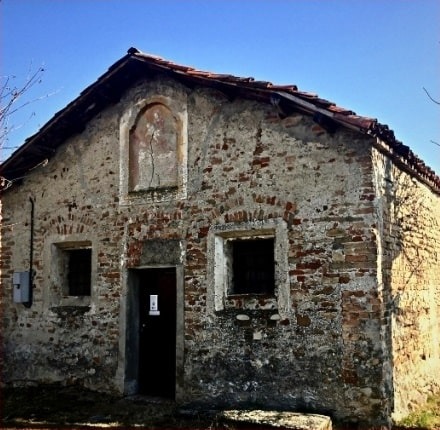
left=0, top=65, right=46, bottom=152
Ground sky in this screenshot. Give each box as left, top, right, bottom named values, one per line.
left=1, top=0, right=439, bottom=173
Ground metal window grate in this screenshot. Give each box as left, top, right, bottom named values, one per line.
left=232, top=238, right=275, bottom=295
left=67, top=248, right=92, bottom=296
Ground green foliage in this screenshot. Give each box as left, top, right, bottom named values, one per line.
left=398, top=393, right=440, bottom=429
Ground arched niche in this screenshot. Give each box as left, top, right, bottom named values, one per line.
left=129, top=103, right=178, bottom=191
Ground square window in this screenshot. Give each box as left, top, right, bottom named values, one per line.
left=210, top=219, right=289, bottom=312
left=48, top=239, right=94, bottom=307
left=67, top=249, right=92, bottom=296
left=231, top=238, right=275, bottom=295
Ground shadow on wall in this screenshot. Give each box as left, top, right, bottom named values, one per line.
left=380, top=157, right=440, bottom=420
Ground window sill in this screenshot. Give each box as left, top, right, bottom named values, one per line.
left=227, top=293, right=274, bottom=298
left=50, top=305, right=91, bottom=316
left=224, top=294, right=277, bottom=311
left=58, top=296, right=91, bottom=307
left=128, top=185, right=178, bottom=195
left=120, top=185, right=186, bottom=205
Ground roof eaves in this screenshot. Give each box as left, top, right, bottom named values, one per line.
left=0, top=53, right=136, bottom=179
left=1, top=48, right=439, bottom=195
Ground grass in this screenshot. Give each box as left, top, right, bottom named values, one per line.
left=397, top=393, right=440, bottom=429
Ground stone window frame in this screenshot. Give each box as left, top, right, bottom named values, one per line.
left=119, top=94, right=188, bottom=205
left=207, top=218, right=290, bottom=314
left=45, top=235, right=97, bottom=308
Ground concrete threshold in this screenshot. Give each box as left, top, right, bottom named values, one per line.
left=220, top=409, right=332, bottom=430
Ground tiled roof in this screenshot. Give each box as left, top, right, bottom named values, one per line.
left=1, top=47, right=439, bottom=193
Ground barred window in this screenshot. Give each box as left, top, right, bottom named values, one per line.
left=230, top=238, right=275, bottom=295
left=67, top=248, right=92, bottom=296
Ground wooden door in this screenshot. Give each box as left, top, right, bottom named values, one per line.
left=138, top=268, right=176, bottom=398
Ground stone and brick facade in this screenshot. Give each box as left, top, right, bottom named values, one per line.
left=1, top=49, right=439, bottom=426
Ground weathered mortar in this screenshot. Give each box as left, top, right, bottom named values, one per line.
left=372, top=149, right=440, bottom=420
left=1, top=76, right=438, bottom=426
left=121, top=80, right=386, bottom=422
left=1, top=103, right=124, bottom=392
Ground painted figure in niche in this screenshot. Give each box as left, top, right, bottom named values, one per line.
left=129, top=103, right=178, bottom=191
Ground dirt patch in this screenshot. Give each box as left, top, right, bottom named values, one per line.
left=1, top=384, right=216, bottom=429
left=1, top=384, right=431, bottom=429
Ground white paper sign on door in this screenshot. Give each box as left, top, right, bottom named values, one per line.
left=149, top=294, right=160, bottom=316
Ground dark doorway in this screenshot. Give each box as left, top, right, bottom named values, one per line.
left=138, top=268, right=176, bottom=398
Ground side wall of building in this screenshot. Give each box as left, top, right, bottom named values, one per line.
left=372, top=148, right=440, bottom=421
left=2, top=77, right=390, bottom=424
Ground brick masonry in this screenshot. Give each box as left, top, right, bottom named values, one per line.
left=1, top=77, right=439, bottom=427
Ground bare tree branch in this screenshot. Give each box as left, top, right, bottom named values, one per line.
left=0, top=64, right=52, bottom=151
left=422, top=87, right=440, bottom=105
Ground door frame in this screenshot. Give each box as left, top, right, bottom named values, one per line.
left=122, top=264, right=184, bottom=400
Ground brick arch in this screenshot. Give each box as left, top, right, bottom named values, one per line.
left=48, top=212, right=95, bottom=235
left=203, top=196, right=298, bottom=228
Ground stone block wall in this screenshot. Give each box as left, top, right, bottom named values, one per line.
left=1, top=102, right=125, bottom=392
left=2, top=76, right=438, bottom=425
left=172, top=86, right=387, bottom=424
left=373, top=149, right=440, bottom=420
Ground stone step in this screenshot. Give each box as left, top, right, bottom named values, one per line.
left=220, top=409, right=332, bottom=430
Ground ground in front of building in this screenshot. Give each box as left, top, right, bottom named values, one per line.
left=2, top=383, right=437, bottom=429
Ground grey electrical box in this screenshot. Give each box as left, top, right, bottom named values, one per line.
left=13, top=271, right=30, bottom=303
